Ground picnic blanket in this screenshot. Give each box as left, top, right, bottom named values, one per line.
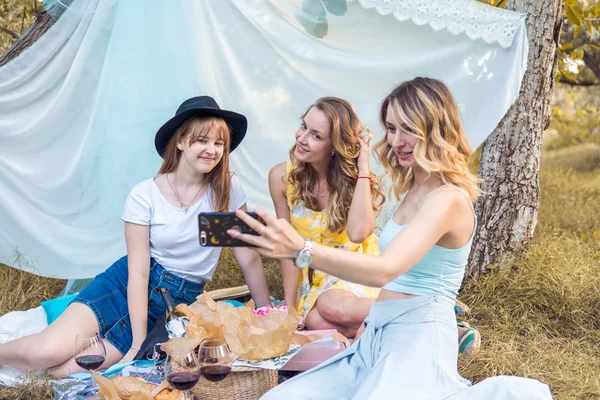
left=0, top=306, right=48, bottom=387
left=51, top=361, right=160, bottom=400
left=50, top=345, right=303, bottom=399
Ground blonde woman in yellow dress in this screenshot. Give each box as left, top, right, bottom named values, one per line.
left=269, top=97, right=385, bottom=338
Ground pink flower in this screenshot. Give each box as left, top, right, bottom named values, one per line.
left=253, top=305, right=288, bottom=315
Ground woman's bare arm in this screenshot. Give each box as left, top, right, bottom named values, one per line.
left=269, top=162, right=301, bottom=306
left=346, top=136, right=376, bottom=243
left=232, top=188, right=465, bottom=288
left=123, top=222, right=151, bottom=361
left=233, top=204, right=271, bottom=307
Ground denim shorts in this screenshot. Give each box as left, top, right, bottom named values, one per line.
left=72, top=255, right=205, bottom=355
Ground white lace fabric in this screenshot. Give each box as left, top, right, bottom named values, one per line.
left=356, top=0, right=525, bottom=48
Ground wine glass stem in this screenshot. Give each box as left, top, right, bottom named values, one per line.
left=91, top=372, right=97, bottom=397
left=216, top=382, right=220, bottom=400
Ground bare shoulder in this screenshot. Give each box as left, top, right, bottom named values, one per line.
left=268, top=162, right=288, bottom=195
left=422, top=185, right=473, bottom=217
left=269, top=162, right=288, bottom=178
left=269, top=162, right=288, bottom=186
left=414, top=186, right=474, bottom=244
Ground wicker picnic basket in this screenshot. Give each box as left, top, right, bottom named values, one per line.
left=189, top=286, right=279, bottom=398
left=191, top=366, right=278, bottom=400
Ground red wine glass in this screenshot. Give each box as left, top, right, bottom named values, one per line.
left=73, top=333, right=106, bottom=399
left=198, top=339, right=234, bottom=400
left=164, top=348, right=201, bottom=400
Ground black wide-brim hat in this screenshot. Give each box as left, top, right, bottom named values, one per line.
left=155, top=96, right=248, bottom=157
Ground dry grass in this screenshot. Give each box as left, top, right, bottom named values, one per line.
left=459, top=142, right=600, bottom=399
left=206, top=250, right=283, bottom=301
left=0, top=142, right=598, bottom=399
left=0, top=377, right=53, bottom=400
left=0, top=266, right=65, bottom=399
left=0, top=264, right=65, bottom=316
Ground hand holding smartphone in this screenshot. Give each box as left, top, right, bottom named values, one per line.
left=198, top=212, right=264, bottom=247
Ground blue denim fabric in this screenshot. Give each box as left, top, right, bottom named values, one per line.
left=72, top=256, right=204, bottom=355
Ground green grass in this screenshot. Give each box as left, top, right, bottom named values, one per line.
left=0, top=141, right=598, bottom=399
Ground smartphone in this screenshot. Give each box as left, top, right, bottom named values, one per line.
left=198, top=212, right=264, bottom=247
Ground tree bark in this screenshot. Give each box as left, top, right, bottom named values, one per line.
left=467, top=0, right=565, bottom=276
left=0, top=10, right=55, bottom=67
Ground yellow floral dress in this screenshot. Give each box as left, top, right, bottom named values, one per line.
left=286, top=163, right=381, bottom=318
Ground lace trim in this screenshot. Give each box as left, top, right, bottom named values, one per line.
left=355, top=0, right=525, bottom=48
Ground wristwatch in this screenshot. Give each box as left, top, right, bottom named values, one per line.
left=294, top=239, right=313, bottom=268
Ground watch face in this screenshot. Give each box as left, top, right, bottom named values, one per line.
left=296, top=252, right=312, bottom=268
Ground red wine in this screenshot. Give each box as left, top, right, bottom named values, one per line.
left=167, top=371, right=200, bottom=390
left=200, top=365, right=232, bottom=382
left=74, top=354, right=105, bottom=371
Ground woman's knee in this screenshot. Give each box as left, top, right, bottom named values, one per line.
left=305, top=309, right=334, bottom=331
left=317, top=296, right=356, bottom=326
left=24, top=336, right=66, bottom=371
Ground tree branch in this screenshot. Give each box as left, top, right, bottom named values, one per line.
left=0, top=25, right=19, bottom=39
left=20, top=2, right=26, bottom=31
left=559, top=77, right=600, bottom=86
left=582, top=51, right=600, bottom=82
left=0, top=10, right=54, bottom=67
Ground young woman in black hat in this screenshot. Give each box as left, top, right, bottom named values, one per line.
left=0, top=96, right=271, bottom=377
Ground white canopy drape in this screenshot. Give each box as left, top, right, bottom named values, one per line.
left=0, top=0, right=528, bottom=278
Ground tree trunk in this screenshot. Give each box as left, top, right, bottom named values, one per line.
left=0, top=10, right=55, bottom=67
left=466, top=0, right=565, bottom=277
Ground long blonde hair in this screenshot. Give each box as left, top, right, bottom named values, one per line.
left=159, top=116, right=232, bottom=212
left=288, top=97, right=385, bottom=233
left=374, top=77, right=481, bottom=201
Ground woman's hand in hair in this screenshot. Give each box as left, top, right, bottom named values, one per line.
left=357, top=135, right=371, bottom=175
left=229, top=207, right=305, bottom=260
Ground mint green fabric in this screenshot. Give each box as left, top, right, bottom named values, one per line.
left=0, top=0, right=528, bottom=280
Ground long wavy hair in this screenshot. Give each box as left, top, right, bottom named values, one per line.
left=374, top=77, right=481, bottom=202
left=288, top=97, right=385, bottom=233
left=158, top=116, right=232, bottom=212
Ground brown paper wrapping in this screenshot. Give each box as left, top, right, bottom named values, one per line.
left=175, top=293, right=300, bottom=360
left=93, top=372, right=184, bottom=400
left=94, top=372, right=121, bottom=400
left=159, top=337, right=203, bottom=355
left=291, top=331, right=350, bottom=348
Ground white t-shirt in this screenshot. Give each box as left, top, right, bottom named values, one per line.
left=121, top=174, right=248, bottom=282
